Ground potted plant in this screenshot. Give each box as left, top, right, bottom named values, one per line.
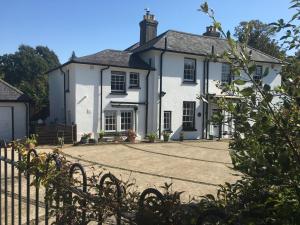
left=25, top=134, right=38, bottom=149
left=163, top=131, right=171, bottom=142
left=98, top=130, right=105, bottom=142
left=81, top=133, right=91, bottom=144
left=179, top=131, right=184, bottom=142
left=147, top=132, right=156, bottom=143
left=127, top=129, right=137, bottom=143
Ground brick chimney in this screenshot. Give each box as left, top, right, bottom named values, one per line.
left=203, top=26, right=220, bottom=38
left=139, top=9, right=158, bottom=45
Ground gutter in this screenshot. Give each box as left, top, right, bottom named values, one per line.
left=100, top=66, right=110, bottom=130
left=59, top=67, right=67, bottom=125
left=145, top=70, right=151, bottom=137
left=158, top=38, right=167, bottom=139
left=46, top=60, right=155, bottom=74
left=133, top=48, right=282, bottom=65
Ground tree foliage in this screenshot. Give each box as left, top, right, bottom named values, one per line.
left=234, top=20, right=285, bottom=59
left=198, top=1, right=300, bottom=224
left=0, top=45, right=60, bottom=119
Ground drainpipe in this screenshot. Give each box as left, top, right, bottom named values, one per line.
left=145, top=70, right=151, bottom=137
left=205, top=60, right=210, bottom=139
left=134, top=106, right=138, bottom=133
left=158, top=37, right=167, bottom=139
left=59, top=68, right=67, bottom=125
left=100, top=66, right=110, bottom=130
left=202, top=59, right=207, bottom=139
left=24, top=102, right=29, bottom=136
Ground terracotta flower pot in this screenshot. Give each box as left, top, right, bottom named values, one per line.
left=129, top=136, right=136, bottom=143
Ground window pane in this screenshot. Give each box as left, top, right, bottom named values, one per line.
left=111, top=71, right=126, bottom=92
left=182, top=102, right=195, bottom=130
left=221, top=63, right=231, bottom=83
left=184, top=58, right=196, bottom=81
left=164, top=111, right=171, bottom=130
left=254, top=65, right=263, bottom=85
left=130, top=72, right=139, bottom=87
left=121, top=111, right=133, bottom=130
left=105, top=111, right=116, bottom=131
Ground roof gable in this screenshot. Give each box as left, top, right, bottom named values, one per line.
left=0, top=79, right=30, bottom=102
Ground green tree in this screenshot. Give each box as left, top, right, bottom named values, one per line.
left=0, top=45, right=60, bottom=120
left=198, top=1, right=300, bottom=224
left=234, top=20, right=285, bottom=58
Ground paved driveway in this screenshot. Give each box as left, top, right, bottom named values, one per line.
left=61, top=141, right=238, bottom=202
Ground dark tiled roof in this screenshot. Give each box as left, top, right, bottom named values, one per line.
left=129, top=30, right=282, bottom=64
left=72, top=49, right=154, bottom=70
left=0, top=79, right=30, bottom=102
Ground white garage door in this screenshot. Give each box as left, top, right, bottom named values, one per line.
left=0, top=107, right=12, bottom=141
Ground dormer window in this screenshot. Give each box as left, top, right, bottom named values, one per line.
left=184, top=58, right=196, bottom=82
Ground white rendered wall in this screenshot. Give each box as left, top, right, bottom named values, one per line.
left=48, top=69, right=64, bottom=123
left=0, top=102, right=27, bottom=139
left=74, top=63, right=150, bottom=140
left=159, top=52, right=204, bottom=140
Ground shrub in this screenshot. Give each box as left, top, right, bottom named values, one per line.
left=147, top=132, right=156, bottom=143
left=98, top=130, right=105, bottom=141
left=25, top=134, right=38, bottom=148
left=81, top=133, right=91, bottom=144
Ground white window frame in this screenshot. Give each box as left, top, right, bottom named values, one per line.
left=184, top=58, right=196, bottom=82
left=129, top=72, right=140, bottom=88
left=182, top=101, right=196, bottom=130
left=163, top=111, right=172, bottom=131
left=221, top=63, right=231, bottom=84
left=254, top=65, right=263, bottom=84
left=120, top=111, right=133, bottom=131
left=111, top=71, right=126, bottom=93
left=105, top=111, right=117, bottom=132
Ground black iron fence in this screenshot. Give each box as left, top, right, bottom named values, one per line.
left=0, top=142, right=221, bottom=225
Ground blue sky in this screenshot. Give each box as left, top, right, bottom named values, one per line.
left=0, top=0, right=294, bottom=63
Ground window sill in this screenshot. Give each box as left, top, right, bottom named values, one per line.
left=182, top=81, right=198, bottom=85
left=129, top=86, right=141, bottom=89
left=182, top=128, right=197, bottom=132
left=104, top=131, right=127, bottom=136
left=163, top=130, right=173, bottom=133
left=110, top=92, right=128, bottom=96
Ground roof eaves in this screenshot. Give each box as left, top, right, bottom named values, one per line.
left=247, top=46, right=283, bottom=64
left=46, top=60, right=155, bottom=73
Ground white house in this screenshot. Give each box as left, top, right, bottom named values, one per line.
left=47, top=11, right=282, bottom=141
left=0, top=79, right=30, bottom=141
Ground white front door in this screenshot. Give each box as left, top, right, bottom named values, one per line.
left=0, top=107, right=13, bottom=141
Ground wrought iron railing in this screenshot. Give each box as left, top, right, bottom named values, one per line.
left=0, top=141, right=222, bottom=225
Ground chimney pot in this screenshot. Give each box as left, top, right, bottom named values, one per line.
left=139, top=10, right=158, bottom=45
left=203, top=26, right=220, bottom=38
